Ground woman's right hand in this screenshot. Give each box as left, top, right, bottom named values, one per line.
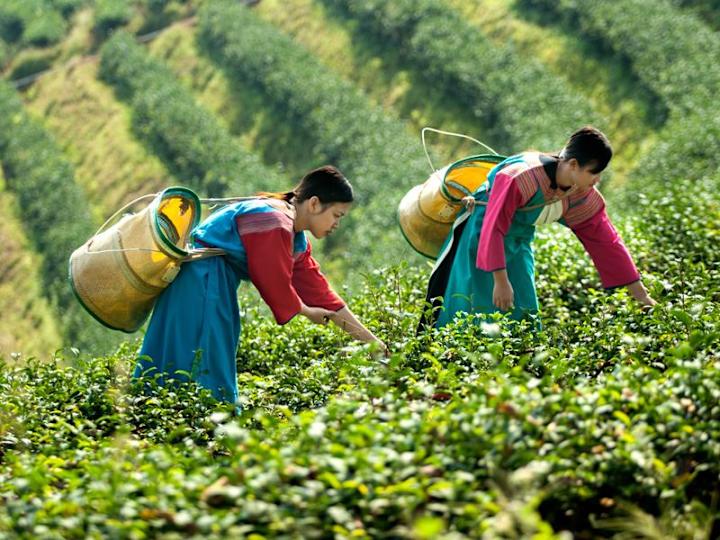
left=300, top=304, right=334, bottom=325
left=462, top=196, right=477, bottom=213
left=492, top=272, right=514, bottom=312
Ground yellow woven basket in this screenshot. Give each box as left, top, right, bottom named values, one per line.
left=69, top=187, right=203, bottom=333
left=398, top=154, right=505, bottom=259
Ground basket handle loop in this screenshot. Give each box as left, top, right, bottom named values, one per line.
left=93, top=193, right=159, bottom=238
left=94, top=193, right=262, bottom=238
left=421, top=127, right=500, bottom=173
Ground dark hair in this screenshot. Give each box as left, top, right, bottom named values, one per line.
left=562, top=126, right=613, bottom=174
left=259, top=165, right=354, bottom=204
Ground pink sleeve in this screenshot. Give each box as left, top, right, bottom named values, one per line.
left=476, top=172, right=525, bottom=271
left=292, top=243, right=345, bottom=311
left=239, top=223, right=303, bottom=325
left=570, top=208, right=641, bottom=289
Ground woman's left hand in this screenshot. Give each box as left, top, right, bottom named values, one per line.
left=300, top=304, right=335, bottom=325
left=626, top=281, right=657, bottom=309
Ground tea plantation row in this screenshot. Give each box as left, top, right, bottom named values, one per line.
left=320, top=0, right=599, bottom=151
left=99, top=30, right=285, bottom=198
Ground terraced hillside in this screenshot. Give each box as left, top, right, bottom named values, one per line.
left=1, top=1, right=719, bottom=536
left=2, top=0, right=717, bottom=355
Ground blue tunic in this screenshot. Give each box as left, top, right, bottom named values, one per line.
left=133, top=199, right=308, bottom=404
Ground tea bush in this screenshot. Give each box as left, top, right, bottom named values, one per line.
left=0, top=0, right=66, bottom=47
left=50, top=0, right=87, bottom=18
left=93, top=0, right=133, bottom=40
left=674, top=0, right=720, bottom=29
left=19, top=9, right=66, bottom=48
left=1, top=260, right=719, bottom=536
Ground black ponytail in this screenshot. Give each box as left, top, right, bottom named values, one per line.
left=260, top=165, right=353, bottom=204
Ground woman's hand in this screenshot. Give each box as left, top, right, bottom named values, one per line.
left=626, top=281, right=657, bottom=309
left=462, top=196, right=477, bottom=214
left=492, top=270, right=514, bottom=311
left=300, top=304, right=335, bottom=325
left=327, top=306, right=389, bottom=360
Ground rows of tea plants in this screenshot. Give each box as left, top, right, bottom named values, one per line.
left=1, top=0, right=200, bottom=93
left=196, top=0, right=427, bottom=265
left=99, top=30, right=285, bottom=199
left=0, top=0, right=193, bottom=56
left=519, top=0, right=720, bottom=114
left=519, top=0, right=720, bottom=196
left=20, top=59, right=177, bottom=220
left=1, top=0, right=719, bottom=536
left=0, top=80, right=117, bottom=352
left=1, top=260, right=719, bottom=537
left=0, top=174, right=62, bottom=358
left=320, top=0, right=600, bottom=152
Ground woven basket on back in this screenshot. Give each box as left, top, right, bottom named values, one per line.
left=69, top=187, right=204, bottom=333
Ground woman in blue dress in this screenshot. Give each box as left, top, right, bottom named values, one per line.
left=134, top=166, right=386, bottom=405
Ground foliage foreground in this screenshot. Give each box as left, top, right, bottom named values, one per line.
left=1, top=251, right=719, bottom=539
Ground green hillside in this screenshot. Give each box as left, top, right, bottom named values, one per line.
left=22, top=59, right=174, bottom=221
left=0, top=168, right=62, bottom=360
left=1, top=0, right=719, bottom=536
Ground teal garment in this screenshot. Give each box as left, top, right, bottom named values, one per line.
left=433, top=156, right=545, bottom=327
left=133, top=199, right=307, bottom=406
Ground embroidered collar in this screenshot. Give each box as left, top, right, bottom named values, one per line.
left=538, top=154, right=572, bottom=192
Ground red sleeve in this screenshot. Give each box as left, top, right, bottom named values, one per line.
left=570, top=208, right=641, bottom=289
left=476, top=171, right=525, bottom=271
left=292, top=243, right=345, bottom=311
left=238, top=219, right=303, bottom=325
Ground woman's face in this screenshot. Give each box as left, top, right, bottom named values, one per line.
left=308, top=200, right=352, bottom=238
left=570, top=160, right=603, bottom=193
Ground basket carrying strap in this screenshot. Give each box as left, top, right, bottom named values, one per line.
left=88, top=193, right=297, bottom=261
left=180, top=247, right=227, bottom=261
left=183, top=197, right=296, bottom=261
left=469, top=165, right=580, bottom=212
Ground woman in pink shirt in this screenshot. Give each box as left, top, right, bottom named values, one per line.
left=422, top=126, right=655, bottom=328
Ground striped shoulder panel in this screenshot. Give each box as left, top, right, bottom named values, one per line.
left=494, top=160, right=539, bottom=205
left=514, top=169, right=542, bottom=205
left=235, top=208, right=294, bottom=236
left=563, top=188, right=606, bottom=227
